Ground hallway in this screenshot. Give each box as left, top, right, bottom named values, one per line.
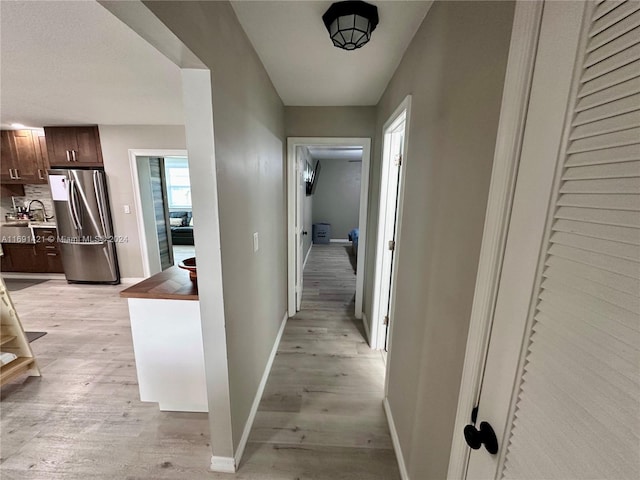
left=245, top=243, right=399, bottom=477
left=1, top=245, right=398, bottom=479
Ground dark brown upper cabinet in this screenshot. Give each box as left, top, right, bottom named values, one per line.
left=0, top=130, right=48, bottom=184
left=44, top=126, right=103, bottom=167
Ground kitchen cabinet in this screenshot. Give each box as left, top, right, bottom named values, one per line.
left=34, top=227, right=64, bottom=273
left=0, top=130, right=48, bottom=184
left=33, top=130, right=50, bottom=181
left=0, top=244, right=41, bottom=272
left=0, top=227, right=64, bottom=273
left=1, top=184, right=25, bottom=197
left=0, top=131, right=19, bottom=183
left=44, top=126, right=103, bottom=167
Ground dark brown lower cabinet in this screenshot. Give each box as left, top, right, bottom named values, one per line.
left=1, top=244, right=42, bottom=272
left=1, top=229, right=64, bottom=273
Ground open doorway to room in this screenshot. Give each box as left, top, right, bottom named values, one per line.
left=129, top=149, right=194, bottom=277
left=287, top=137, right=371, bottom=325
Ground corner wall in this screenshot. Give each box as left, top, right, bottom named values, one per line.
left=141, top=0, right=287, bottom=460
left=312, top=159, right=361, bottom=240
left=370, top=2, right=515, bottom=478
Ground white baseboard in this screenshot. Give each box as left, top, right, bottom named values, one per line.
left=210, top=456, right=236, bottom=474
left=303, top=244, right=312, bottom=270
left=384, top=398, right=410, bottom=480
left=362, top=312, right=371, bottom=345
left=232, top=311, right=289, bottom=470
left=329, top=238, right=350, bottom=243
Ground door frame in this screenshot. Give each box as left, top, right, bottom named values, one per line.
left=129, top=148, right=188, bottom=277
left=371, top=95, right=411, bottom=352
left=286, top=137, right=371, bottom=319
left=447, top=1, right=546, bottom=477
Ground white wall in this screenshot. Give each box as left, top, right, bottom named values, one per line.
left=99, top=125, right=186, bottom=278
left=311, top=158, right=361, bottom=240
left=369, top=2, right=516, bottom=478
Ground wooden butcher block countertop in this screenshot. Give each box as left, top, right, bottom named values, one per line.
left=120, top=266, right=198, bottom=301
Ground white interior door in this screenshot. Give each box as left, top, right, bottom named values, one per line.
left=375, top=113, right=406, bottom=351
left=295, top=150, right=305, bottom=311
left=383, top=127, right=404, bottom=351
left=466, top=1, right=640, bottom=478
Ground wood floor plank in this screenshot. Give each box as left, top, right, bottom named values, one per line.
left=1, top=244, right=399, bottom=478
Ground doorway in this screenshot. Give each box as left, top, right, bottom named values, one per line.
left=287, top=137, right=371, bottom=321
left=129, top=148, right=191, bottom=277
left=371, top=96, right=411, bottom=353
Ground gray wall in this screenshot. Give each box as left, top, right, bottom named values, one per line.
left=300, top=147, right=313, bottom=261
left=367, top=2, right=515, bottom=478
left=312, top=159, right=361, bottom=240
left=285, top=106, right=376, bottom=139
left=142, top=0, right=287, bottom=457
left=99, top=125, right=186, bottom=278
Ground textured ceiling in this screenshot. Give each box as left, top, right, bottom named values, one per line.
left=0, top=0, right=183, bottom=128
left=231, top=1, right=432, bottom=106
left=1, top=0, right=432, bottom=128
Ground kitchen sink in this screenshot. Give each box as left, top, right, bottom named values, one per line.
left=0, top=225, right=36, bottom=244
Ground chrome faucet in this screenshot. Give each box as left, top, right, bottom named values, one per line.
left=26, top=199, right=53, bottom=221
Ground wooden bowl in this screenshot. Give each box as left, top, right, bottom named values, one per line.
left=178, top=257, right=197, bottom=282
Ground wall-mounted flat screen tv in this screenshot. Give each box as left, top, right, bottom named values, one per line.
left=306, top=160, right=321, bottom=196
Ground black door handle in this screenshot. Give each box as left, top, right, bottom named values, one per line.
left=302, top=231, right=308, bottom=235
left=464, top=421, right=498, bottom=454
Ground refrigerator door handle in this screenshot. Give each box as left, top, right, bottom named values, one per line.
left=69, top=179, right=83, bottom=231
left=66, top=179, right=79, bottom=231
left=93, top=171, right=109, bottom=238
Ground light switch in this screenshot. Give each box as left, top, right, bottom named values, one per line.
left=253, top=232, right=259, bottom=252
left=123, top=205, right=131, bottom=214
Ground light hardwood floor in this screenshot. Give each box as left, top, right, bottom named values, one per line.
left=1, top=244, right=398, bottom=479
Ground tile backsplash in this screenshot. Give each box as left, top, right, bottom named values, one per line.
left=1, top=184, right=55, bottom=221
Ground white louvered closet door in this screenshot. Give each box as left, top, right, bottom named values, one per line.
left=466, top=1, right=640, bottom=479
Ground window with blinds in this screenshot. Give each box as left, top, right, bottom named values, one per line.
left=502, top=1, right=640, bottom=478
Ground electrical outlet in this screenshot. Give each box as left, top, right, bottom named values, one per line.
left=123, top=205, right=131, bottom=214
left=253, top=232, right=259, bottom=252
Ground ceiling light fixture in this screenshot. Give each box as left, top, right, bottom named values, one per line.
left=11, top=123, right=25, bottom=128
left=322, top=1, right=379, bottom=51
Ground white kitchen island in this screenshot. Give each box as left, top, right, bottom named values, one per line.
left=120, top=266, right=208, bottom=412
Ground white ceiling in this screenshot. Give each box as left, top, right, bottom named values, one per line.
left=1, top=1, right=431, bottom=128
left=231, top=1, right=432, bottom=106
left=0, top=0, right=183, bottom=129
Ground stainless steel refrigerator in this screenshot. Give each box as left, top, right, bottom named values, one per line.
left=48, top=168, right=120, bottom=284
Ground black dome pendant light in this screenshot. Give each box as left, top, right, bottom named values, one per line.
left=322, top=1, right=379, bottom=51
